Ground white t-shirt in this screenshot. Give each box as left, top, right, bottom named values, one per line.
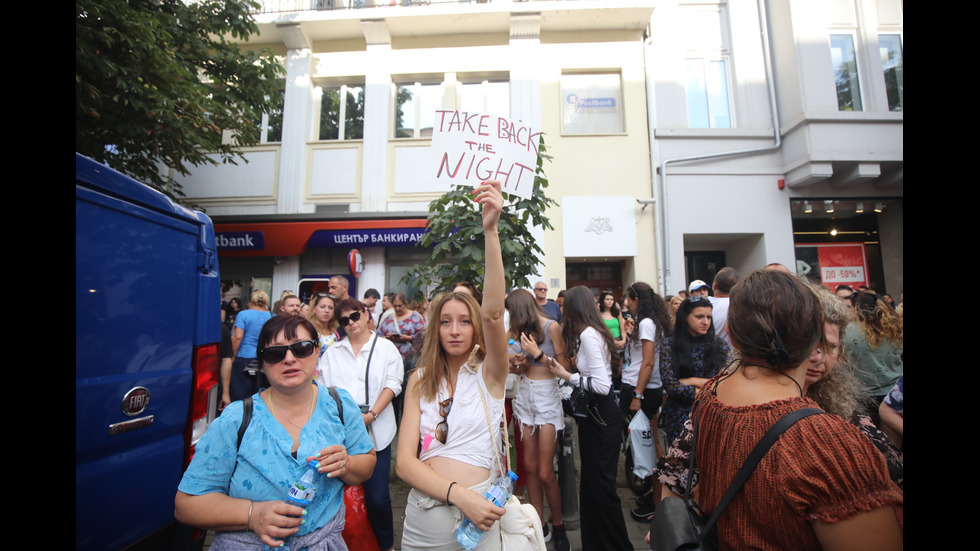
left=709, top=296, right=731, bottom=348
left=623, top=318, right=662, bottom=389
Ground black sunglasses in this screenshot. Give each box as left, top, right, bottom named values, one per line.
left=435, top=397, right=453, bottom=444
left=258, top=340, right=318, bottom=364
left=339, top=311, right=362, bottom=327
left=685, top=295, right=711, bottom=305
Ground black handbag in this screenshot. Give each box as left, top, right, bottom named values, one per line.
left=568, top=376, right=593, bottom=419
left=650, top=407, right=824, bottom=551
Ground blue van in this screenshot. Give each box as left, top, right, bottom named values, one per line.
left=76, top=154, right=220, bottom=550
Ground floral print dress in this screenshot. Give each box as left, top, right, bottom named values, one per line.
left=378, top=311, right=426, bottom=359
left=658, top=336, right=731, bottom=446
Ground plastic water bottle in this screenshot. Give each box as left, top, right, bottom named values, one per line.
left=455, top=470, right=518, bottom=550
left=262, top=459, right=320, bottom=551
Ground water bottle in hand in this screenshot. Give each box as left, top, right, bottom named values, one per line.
left=455, top=471, right=518, bottom=550
left=262, top=459, right=320, bottom=551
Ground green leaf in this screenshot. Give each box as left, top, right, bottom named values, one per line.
left=76, top=0, right=284, bottom=202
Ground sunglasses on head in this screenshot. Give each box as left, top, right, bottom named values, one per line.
left=339, top=311, right=362, bottom=327
left=258, top=340, right=318, bottom=364
left=686, top=295, right=711, bottom=305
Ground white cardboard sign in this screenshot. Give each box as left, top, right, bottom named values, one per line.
left=430, top=110, right=539, bottom=199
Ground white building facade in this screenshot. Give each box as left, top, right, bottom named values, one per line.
left=180, top=0, right=902, bottom=303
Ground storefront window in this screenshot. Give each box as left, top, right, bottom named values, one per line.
left=790, top=198, right=902, bottom=294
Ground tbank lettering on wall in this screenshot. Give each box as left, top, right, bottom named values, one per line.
left=216, top=232, right=265, bottom=251
left=430, top=110, right=539, bottom=199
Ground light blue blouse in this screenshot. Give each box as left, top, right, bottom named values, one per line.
left=178, top=386, right=374, bottom=535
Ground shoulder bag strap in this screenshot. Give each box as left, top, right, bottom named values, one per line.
left=363, top=334, right=379, bottom=406
left=698, top=407, right=824, bottom=539
left=478, top=383, right=509, bottom=478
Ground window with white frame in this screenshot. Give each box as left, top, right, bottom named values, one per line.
left=685, top=58, right=733, bottom=129
left=879, top=34, right=903, bottom=112
left=317, top=84, right=365, bottom=140
left=457, top=79, right=510, bottom=118
left=560, top=72, right=625, bottom=135
left=394, top=81, right=445, bottom=138
left=830, top=34, right=862, bottom=111
left=220, top=84, right=283, bottom=145
left=247, top=86, right=284, bottom=144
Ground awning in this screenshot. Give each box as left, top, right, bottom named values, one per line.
left=214, top=218, right=429, bottom=257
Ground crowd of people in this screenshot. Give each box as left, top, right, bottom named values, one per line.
left=184, top=182, right=903, bottom=550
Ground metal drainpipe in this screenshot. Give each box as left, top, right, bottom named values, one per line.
left=649, top=0, right=782, bottom=295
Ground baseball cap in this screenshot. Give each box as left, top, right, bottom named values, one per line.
left=688, top=280, right=710, bottom=293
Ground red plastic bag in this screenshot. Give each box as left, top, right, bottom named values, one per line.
left=341, top=484, right=379, bottom=551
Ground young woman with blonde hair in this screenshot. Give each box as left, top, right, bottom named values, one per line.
left=396, top=182, right=510, bottom=550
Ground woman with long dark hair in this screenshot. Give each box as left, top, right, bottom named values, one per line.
left=547, top=286, right=631, bottom=550
left=620, top=281, right=672, bottom=519
left=598, top=290, right=626, bottom=352
left=508, top=289, right=569, bottom=550
left=658, top=295, right=730, bottom=446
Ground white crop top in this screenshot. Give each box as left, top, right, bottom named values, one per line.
left=418, top=358, right=505, bottom=470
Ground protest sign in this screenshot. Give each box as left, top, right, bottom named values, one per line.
left=430, top=110, right=539, bottom=199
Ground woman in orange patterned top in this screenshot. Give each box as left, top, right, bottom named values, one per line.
left=657, top=270, right=902, bottom=550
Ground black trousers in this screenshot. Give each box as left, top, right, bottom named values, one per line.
left=577, top=391, right=632, bottom=550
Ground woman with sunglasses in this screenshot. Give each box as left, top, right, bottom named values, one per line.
left=176, top=315, right=377, bottom=549
left=307, top=292, right=340, bottom=356
left=396, top=181, right=510, bottom=550
left=658, top=295, right=731, bottom=447
left=547, top=286, right=632, bottom=551
left=318, top=299, right=404, bottom=551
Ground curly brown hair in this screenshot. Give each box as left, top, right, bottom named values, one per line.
left=805, top=286, right=867, bottom=419
left=853, top=291, right=903, bottom=348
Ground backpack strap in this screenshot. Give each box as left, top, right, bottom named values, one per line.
left=237, top=395, right=253, bottom=450
left=236, top=384, right=345, bottom=451
left=327, top=386, right=344, bottom=425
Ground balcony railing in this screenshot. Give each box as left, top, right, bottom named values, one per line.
left=253, top=0, right=538, bottom=15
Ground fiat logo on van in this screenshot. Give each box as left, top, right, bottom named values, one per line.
left=122, top=387, right=150, bottom=416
